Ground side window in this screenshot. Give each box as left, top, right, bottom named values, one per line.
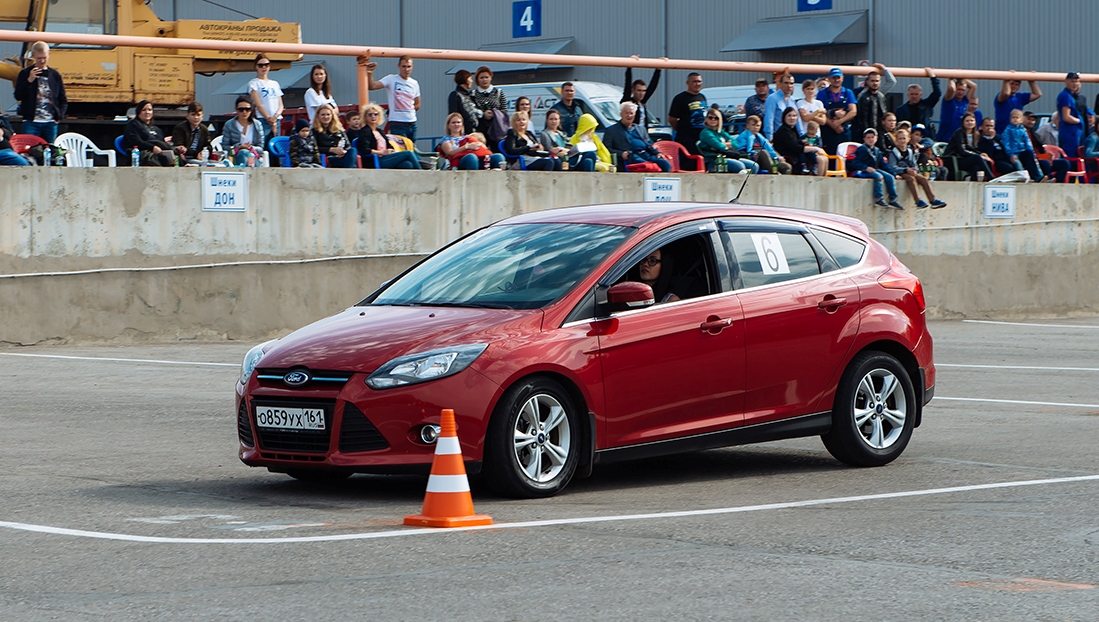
left=811, top=227, right=867, bottom=268
left=722, top=231, right=821, bottom=288
left=614, top=232, right=719, bottom=303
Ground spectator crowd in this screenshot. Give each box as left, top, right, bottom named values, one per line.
left=3, top=43, right=1097, bottom=208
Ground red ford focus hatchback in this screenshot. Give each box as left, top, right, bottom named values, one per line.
left=236, top=202, right=934, bottom=497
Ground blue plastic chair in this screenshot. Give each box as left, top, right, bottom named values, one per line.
left=351, top=138, right=381, bottom=169
left=267, top=136, right=291, bottom=167
left=498, top=139, right=525, bottom=170
left=114, top=135, right=127, bottom=158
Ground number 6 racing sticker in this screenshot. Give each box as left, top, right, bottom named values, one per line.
left=750, top=233, right=791, bottom=275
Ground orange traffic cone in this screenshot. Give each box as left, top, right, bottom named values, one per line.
left=404, top=409, right=493, bottom=528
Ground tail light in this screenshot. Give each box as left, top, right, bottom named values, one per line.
left=878, top=255, right=926, bottom=311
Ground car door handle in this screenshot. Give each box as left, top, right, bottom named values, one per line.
left=818, top=296, right=847, bottom=312
left=700, top=316, right=733, bottom=334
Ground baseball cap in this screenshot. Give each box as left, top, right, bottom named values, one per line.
left=1066, top=72, right=1081, bottom=79
left=1022, top=111, right=1036, bottom=118
left=912, top=123, right=927, bottom=132
left=754, top=77, right=769, bottom=86
left=828, top=68, right=844, bottom=78
left=918, top=138, right=934, bottom=149
left=863, top=127, right=877, bottom=135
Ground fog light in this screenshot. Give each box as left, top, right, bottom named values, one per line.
left=420, top=424, right=441, bottom=444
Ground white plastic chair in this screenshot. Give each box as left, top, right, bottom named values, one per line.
left=210, top=134, right=271, bottom=167
left=56, top=132, right=116, bottom=167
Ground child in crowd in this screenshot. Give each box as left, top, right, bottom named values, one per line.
left=850, top=128, right=902, bottom=208
left=289, top=118, right=323, bottom=168
left=1001, top=109, right=1046, bottom=182
left=909, top=124, right=948, bottom=180
left=732, top=114, right=791, bottom=174
left=344, top=110, right=368, bottom=150
left=804, top=121, right=822, bottom=148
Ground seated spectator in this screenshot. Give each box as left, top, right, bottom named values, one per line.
left=311, top=103, right=359, bottom=168
left=850, top=128, right=902, bottom=208
left=569, top=114, right=614, bottom=172
left=345, top=110, right=368, bottom=147
left=744, top=78, right=770, bottom=120
left=538, top=109, right=575, bottom=167
left=221, top=95, right=264, bottom=166
left=289, top=118, right=323, bottom=168
left=945, top=112, right=995, bottom=180
left=124, top=99, right=174, bottom=166
left=1085, top=116, right=1099, bottom=158
left=804, top=121, right=823, bottom=150
left=879, top=112, right=898, bottom=152
left=602, top=102, right=671, bottom=172
left=1024, top=111, right=1068, bottom=182
left=697, top=108, right=755, bottom=173
left=977, top=117, right=1014, bottom=176
left=1035, top=111, right=1059, bottom=147
left=1002, top=109, right=1046, bottom=182
left=937, top=78, right=977, bottom=142
left=796, top=79, right=827, bottom=135
left=503, top=111, right=562, bottom=171
left=732, top=115, right=791, bottom=174
left=304, top=64, right=337, bottom=124
left=171, top=101, right=212, bottom=165
left=470, top=66, right=508, bottom=147
left=437, top=112, right=505, bottom=170
left=888, top=128, right=945, bottom=208
left=357, top=103, right=419, bottom=169
left=0, top=114, right=30, bottom=166
left=447, top=70, right=481, bottom=135
left=910, top=124, right=948, bottom=181
left=773, top=107, right=827, bottom=176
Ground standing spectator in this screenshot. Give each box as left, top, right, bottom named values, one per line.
left=819, top=68, right=857, bottom=155
left=733, top=115, right=790, bottom=174
left=854, top=71, right=890, bottom=137
left=0, top=114, right=30, bottom=166
left=994, top=78, right=1042, bottom=133
left=1057, top=72, right=1088, bottom=158
left=894, top=70, right=942, bottom=130
left=366, top=56, right=420, bottom=142
left=887, top=128, right=944, bottom=208
left=1002, top=109, right=1045, bottom=182
left=622, top=65, right=661, bottom=128
left=357, top=103, right=419, bottom=169
left=696, top=109, right=755, bottom=173
left=763, top=73, right=797, bottom=140
left=539, top=109, right=573, bottom=164
left=602, top=102, right=671, bottom=172
left=222, top=95, right=265, bottom=166
left=123, top=100, right=174, bottom=167
left=667, top=72, right=708, bottom=166
left=469, top=66, right=508, bottom=147
left=977, top=117, right=1014, bottom=176
left=447, top=70, right=480, bottom=135
left=966, top=97, right=984, bottom=128
left=515, top=96, right=532, bottom=116
left=503, top=111, right=562, bottom=171
left=936, top=78, right=976, bottom=142
left=248, top=54, right=283, bottom=142
left=14, top=41, right=67, bottom=143
left=304, top=64, right=337, bottom=124
left=744, top=78, right=771, bottom=120
left=550, top=82, right=593, bottom=138
left=289, top=118, right=322, bottom=168
left=171, top=101, right=212, bottom=165
left=850, top=128, right=902, bottom=209
left=796, top=79, right=827, bottom=136
left=773, top=107, right=827, bottom=176
left=437, top=112, right=505, bottom=170
left=945, top=112, right=995, bottom=180
left=852, top=63, right=897, bottom=99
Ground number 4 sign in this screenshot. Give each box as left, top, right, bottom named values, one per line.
left=513, top=0, right=541, bottom=38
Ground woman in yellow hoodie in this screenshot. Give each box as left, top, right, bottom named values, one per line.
left=568, top=113, right=615, bottom=171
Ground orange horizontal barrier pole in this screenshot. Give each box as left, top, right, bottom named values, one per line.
left=0, top=29, right=1095, bottom=83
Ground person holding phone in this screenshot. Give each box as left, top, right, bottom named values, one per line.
left=14, top=41, right=67, bottom=143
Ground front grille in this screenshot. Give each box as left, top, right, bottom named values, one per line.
left=237, top=399, right=254, bottom=446
left=339, top=403, right=389, bottom=453
left=256, top=368, right=353, bottom=389
left=252, top=398, right=333, bottom=453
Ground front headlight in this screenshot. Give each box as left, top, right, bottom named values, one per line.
left=366, top=344, right=488, bottom=389
left=239, top=341, right=273, bottom=385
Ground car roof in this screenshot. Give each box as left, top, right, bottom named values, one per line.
left=499, top=202, right=870, bottom=237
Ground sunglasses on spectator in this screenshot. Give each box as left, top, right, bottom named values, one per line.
left=640, top=256, right=661, bottom=267
left=237, top=106, right=252, bottom=112
left=365, top=112, right=379, bottom=116
left=256, top=62, right=270, bottom=67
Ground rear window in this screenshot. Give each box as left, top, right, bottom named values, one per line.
left=811, top=228, right=866, bottom=268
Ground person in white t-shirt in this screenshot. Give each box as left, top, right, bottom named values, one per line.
left=304, top=64, right=337, bottom=124
left=365, top=55, right=421, bottom=142
left=248, top=53, right=284, bottom=141
left=796, top=79, right=827, bottom=137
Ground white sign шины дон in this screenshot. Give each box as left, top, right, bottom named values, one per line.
left=983, top=185, right=1015, bottom=219
left=643, top=177, right=681, bottom=202
left=202, top=171, right=248, bottom=212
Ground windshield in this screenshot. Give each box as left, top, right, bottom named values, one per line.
left=372, top=223, right=632, bottom=310
left=43, top=0, right=117, bottom=48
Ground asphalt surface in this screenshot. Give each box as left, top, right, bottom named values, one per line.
left=2, top=319, right=1098, bottom=620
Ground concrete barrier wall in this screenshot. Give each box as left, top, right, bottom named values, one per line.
left=2, top=168, right=1098, bottom=343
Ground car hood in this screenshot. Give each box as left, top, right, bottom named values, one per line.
left=258, top=305, right=543, bottom=373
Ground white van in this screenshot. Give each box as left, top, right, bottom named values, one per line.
left=499, top=81, right=672, bottom=139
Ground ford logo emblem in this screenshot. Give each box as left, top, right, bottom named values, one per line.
left=283, top=370, right=310, bottom=386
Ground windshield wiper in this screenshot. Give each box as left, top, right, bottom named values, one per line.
left=425, top=301, right=516, bottom=310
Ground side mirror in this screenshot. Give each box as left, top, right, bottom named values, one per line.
left=607, top=282, right=655, bottom=308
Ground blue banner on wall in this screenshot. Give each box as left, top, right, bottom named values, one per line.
left=798, top=0, right=833, bottom=11
left=513, top=0, right=542, bottom=38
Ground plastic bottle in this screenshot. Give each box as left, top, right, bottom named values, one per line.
left=199, top=148, right=209, bottom=166
left=131, top=147, right=140, bottom=167
left=247, top=153, right=255, bottom=168
left=771, top=161, right=778, bottom=174
left=717, top=154, right=726, bottom=173
left=43, top=146, right=51, bottom=167
left=483, top=154, right=491, bottom=170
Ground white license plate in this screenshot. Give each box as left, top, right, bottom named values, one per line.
left=255, top=406, right=326, bottom=430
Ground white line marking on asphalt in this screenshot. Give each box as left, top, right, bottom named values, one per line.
left=1, top=475, right=1097, bottom=545
left=936, top=397, right=1099, bottom=409
left=0, top=352, right=237, bottom=367
left=938, top=364, right=1099, bottom=372
left=962, top=320, right=1099, bottom=329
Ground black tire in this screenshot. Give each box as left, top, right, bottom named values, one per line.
left=822, top=351, right=916, bottom=467
left=483, top=377, right=580, bottom=498
left=285, top=470, right=353, bottom=483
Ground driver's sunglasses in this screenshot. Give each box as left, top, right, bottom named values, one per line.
left=640, top=256, right=661, bottom=267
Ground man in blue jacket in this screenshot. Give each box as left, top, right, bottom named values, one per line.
left=850, top=128, right=903, bottom=209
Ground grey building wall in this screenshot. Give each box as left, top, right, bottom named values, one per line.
left=2, top=1, right=1097, bottom=145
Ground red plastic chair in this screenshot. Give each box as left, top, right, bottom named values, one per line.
left=1044, top=145, right=1087, bottom=183
left=10, top=133, right=47, bottom=154
left=653, top=140, right=705, bottom=173
left=1077, top=146, right=1099, bottom=184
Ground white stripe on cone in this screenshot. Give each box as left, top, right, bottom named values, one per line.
left=425, top=474, right=471, bottom=494
left=435, top=436, right=462, bottom=455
